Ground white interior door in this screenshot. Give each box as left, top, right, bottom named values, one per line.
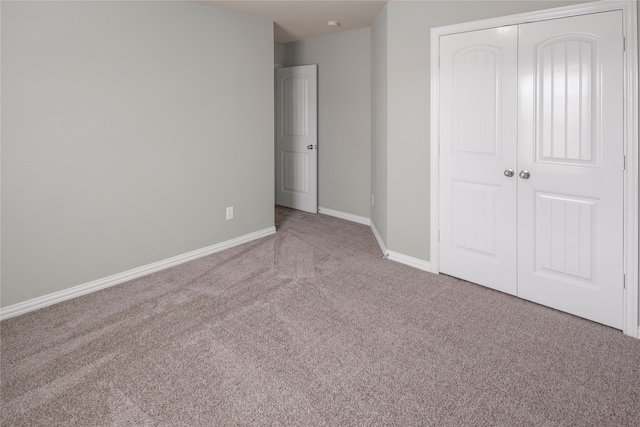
left=439, top=11, right=625, bottom=329
left=517, top=11, right=625, bottom=328
left=275, top=65, right=318, bottom=213
left=439, top=26, right=518, bottom=295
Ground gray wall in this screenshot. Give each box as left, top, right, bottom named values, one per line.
left=274, top=42, right=285, bottom=66
left=371, top=7, right=388, bottom=243
left=284, top=28, right=372, bottom=218
left=1, top=1, right=275, bottom=307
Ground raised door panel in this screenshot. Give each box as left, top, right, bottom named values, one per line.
left=453, top=47, right=500, bottom=156
left=452, top=181, right=500, bottom=259
left=282, top=151, right=310, bottom=195
left=534, top=192, right=596, bottom=285
left=536, top=36, right=599, bottom=166
left=281, top=76, right=310, bottom=138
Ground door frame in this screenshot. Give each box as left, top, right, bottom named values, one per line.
left=429, top=0, right=639, bottom=338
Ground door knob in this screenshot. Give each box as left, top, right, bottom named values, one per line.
left=504, top=168, right=515, bottom=177
left=519, top=170, right=531, bottom=179
left=307, top=145, right=315, bottom=150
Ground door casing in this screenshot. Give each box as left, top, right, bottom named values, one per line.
left=430, top=0, right=639, bottom=338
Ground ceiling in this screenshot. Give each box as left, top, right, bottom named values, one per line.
left=196, top=1, right=388, bottom=43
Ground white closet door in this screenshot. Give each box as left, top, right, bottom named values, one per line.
left=439, top=27, right=518, bottom=295
left=517, top=11, right=625, bottom=328
left=275, top=65, right=318, bottom=213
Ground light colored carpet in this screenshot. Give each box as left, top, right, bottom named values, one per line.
left=1, top=206, right=639, bottom=426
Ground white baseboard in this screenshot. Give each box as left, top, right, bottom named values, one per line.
left=387, top=250, right=432, bottom=273
left=318, top=207, right=371, bottom=226
left=0, top=227, right=276, bottom=321
left=370, top=222, right=387, bottom=257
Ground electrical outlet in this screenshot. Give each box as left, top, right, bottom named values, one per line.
left=371, top=194, right=375, bottom=206
left=226, top=206, right=233, bottom=220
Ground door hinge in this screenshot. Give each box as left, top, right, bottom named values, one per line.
left=623, top=273, right=626, bottom=289
left=623, top=37, right=626, bottom=52
left=624, top=155, right=627, bottom=170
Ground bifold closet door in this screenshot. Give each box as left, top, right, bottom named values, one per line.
left=517, top=11, right=625, bottom=329
left=439, top=26, right=518, bottom=296
left=439, top=11, right=625, bottom=329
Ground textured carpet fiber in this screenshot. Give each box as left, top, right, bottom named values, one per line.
left=2, top=206, right=639, bottom=426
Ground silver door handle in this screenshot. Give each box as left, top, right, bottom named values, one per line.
left=504, top=168, right=514, bottom=177
left=519, top=170, right=530, bottom=179
left=307, top=145, right=315, bottom=150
